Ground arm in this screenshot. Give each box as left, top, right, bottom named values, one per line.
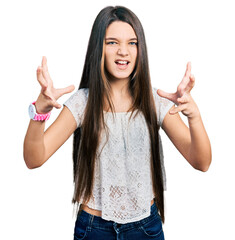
left=23, top=56, right=75, bottom=169
left=187, top=113, right=212, bottom=171
left=24, top=106, right=77, bottom=169
left=162, top=106, right=211, bottom=172
left=158, top=62, right=212, bottom=172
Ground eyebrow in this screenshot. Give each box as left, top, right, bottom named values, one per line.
left=105, top=37, right=138, bottom=41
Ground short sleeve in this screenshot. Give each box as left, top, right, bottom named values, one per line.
left=152, top=87, right=174, bottom=127
left=63, top=88, right=89, bottom=127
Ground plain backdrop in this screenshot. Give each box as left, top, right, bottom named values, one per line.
left=0, top=0, right=234, bottom=239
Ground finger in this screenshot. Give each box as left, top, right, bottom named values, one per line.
left=48, top=96, right=61, bottom=109
left=177, top=64, right=194, bottom=95
left=182, top=74, right=195, bottom=94
left=177, top=79, right=189, bottom=95
left=188, top=74, right=195, bottom=91
left=41, top=56, right=51, bottom=80
left=177, top=94, right=190, bottom=104
left=169, top=104, right=186, bottom=114
left=157, top=89, right=176, bottom=102
left=184, top=62, right=191, bottom=78
left=55, top=85, right=75, bottom=98
left=41, top=56, right=48, bottom=71
left=52, top=100, right=61, bottom=109
left=37, top=66, right=48, bottom=90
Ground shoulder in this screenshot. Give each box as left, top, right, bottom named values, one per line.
left=152, top=87, right=170, bottom=108
left=63, top=88, right=89, bottom=127
left=152, top=87, right=159, bottom=100
left=64, top=88, right=88, bottom=105
left=69, top=88, right=89, bottom=100
left=152, top=87, right=174, bottom=127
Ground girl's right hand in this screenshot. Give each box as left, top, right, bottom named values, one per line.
left=35, top=56, right=75, bottom=114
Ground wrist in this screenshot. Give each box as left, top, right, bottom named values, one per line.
left=29, top=102, right=51, bottom=121
left=34, top=101, right=51, bottom=114
left=186, top=99, right=200, bottom=123
left=188, top=112, right=201, bottom=126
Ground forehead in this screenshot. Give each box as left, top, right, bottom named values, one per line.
left=105, top=21, right=137, bottom=39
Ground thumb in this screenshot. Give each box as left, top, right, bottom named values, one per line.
left=56, top=85, right=75, bottom=99
left=157, top=89, right=175, bottom=101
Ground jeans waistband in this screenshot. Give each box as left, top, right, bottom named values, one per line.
left=77, top=201, right=159, bottom=231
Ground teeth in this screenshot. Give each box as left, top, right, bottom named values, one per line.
left=116, top=61, right=128, bottom=64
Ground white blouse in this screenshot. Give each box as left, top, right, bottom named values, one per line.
left=64, top=87, right=174, bottom=224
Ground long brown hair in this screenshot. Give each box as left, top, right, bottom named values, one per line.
left=72, top=6, right=165, bottom=222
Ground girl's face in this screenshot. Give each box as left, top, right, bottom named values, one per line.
left=104, top=21, right=138, bottom=82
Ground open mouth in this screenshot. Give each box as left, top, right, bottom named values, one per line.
left=115, top=60, right=130, bottom=66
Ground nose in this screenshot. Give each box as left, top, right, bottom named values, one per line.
left=117, top=44, right=129, bottom=56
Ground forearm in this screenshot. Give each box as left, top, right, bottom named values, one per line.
left=23, top=120, right=46, bottom=169
left=188, top=114, right=212, bottom=171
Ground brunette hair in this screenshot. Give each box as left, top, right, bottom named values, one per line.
left=72, top=6, right=165, bottom=222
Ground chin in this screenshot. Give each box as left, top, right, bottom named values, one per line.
left=107, top=72, right=130, bottom=81
left=114, top=69, right=134, bottom=79
left=115, top=75, right=131, bottom=81
left=105, top=67, right=134, bottom=81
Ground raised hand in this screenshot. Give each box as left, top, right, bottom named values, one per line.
left=35, top=56, right=75, bottom=113
left=157, top=62, right=199, bottom=119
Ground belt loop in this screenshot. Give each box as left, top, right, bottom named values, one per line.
left=137, top=219, right=144, bottom=230
left=87, top=214, right=94, bottom=232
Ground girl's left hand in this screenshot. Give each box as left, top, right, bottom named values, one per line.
left=157, top=62, right=200, bottom=119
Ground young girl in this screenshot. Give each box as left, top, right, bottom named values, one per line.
left=24, top=6, right=211, bottom=240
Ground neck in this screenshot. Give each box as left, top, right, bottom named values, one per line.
left=109, top=78, right=130, bottom=98
left=105, top=69, right=131, bottom=97
left=103, top=77, right=133, bottom=112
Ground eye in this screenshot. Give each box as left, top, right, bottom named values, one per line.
left=106, top=41, right=117, bottom=45
left=129, top=42, right=138, bottom=46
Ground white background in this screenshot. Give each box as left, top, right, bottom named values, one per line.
left=0, top=0, right=234, bottom=239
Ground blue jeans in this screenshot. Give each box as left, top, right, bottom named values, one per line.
left=73, top=202, right=164, bottom=240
